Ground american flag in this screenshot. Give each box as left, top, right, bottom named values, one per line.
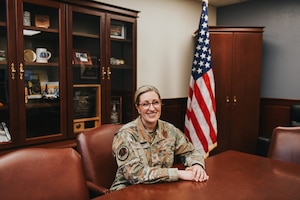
left=184, top=1, right=217, bottom=157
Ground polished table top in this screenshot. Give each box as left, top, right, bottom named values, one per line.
left=95, top=150, right=300, bottom=200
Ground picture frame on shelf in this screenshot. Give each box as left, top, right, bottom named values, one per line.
left=25, top=73, right=42, bottom=99
left=73, top=84, right=100, bottom=119
left=110, top=22, right=125, bottom=39
left=40, top=81, right=59, bottom=99
left=73, top=49, right=93, bottom=65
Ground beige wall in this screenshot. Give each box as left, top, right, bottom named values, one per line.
left=98, top=0, right=216, bottom=98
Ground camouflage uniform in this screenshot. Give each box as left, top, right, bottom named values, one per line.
left=110, top=117, right=205, bottom=191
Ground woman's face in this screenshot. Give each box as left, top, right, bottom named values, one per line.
left=136, top=91, right=161, bottom=129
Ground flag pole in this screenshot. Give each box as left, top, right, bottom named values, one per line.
left=185, top=0, right=217, bottom=158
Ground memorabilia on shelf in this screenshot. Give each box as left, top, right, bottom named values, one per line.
left=110, top=22, right=125, bottom=39
left=0, top=122, right=11, bottom=143
left=73, top=85, right=100, bottom=132
left=111, top=96, right=122, bottom=124
left=24, top=49, right=36, bottom=62
left=0, top=50, right=6, bottom=61
left=35, top=15, right=50, bottom=28
left=23, top=11, right=31, bottom=26
left=41, top=81, right=59, bottom=100
left=73, top=49, right=93, bottom=65
left=36, top=48, right=51, bottom=63
left=73, top=85, right=99, bottom=119
left=25, top=73, right=42, bottom=99
left=110, top=57, right=125, bottom=65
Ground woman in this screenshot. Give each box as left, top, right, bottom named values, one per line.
left=110, top=85, right=209, bottom=191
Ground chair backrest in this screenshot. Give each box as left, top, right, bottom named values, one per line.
left=76, top=124, right=122, bottom=189
left=290, top=104, right=300, bottom=126
left=267, top=126, right=300, bottom=164
left=0, top=148, right=89, bottom=200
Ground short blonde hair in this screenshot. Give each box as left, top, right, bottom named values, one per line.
left=134, top=85, right=161, bottom=105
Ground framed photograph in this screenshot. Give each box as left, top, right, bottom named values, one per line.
left=73, top=84, right=100, bottom=119
left=111, top=96, right=122, bottom=124
left=25, top=73, right=42, bottom=98
left=110, top=22, right=125, bottom=39
left=73, top=49, right=93, bottom=65
left=40, top=81, right=59, bottom=99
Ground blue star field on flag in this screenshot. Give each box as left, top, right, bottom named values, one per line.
left=192, top=3, right=212, bottom=81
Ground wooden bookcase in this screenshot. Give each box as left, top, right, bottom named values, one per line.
left=0, top=0, right=138, bottom=152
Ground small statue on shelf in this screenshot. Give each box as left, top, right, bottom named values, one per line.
left=111, top=102, right=119, bottom=124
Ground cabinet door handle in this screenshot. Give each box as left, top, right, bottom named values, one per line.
left=19, top=63, right=24, bottom=80
left=11, top=63, right=16, bottom=80
left=107, top=66, right=111, bottom=80
left=233, top=96, right=237, bottom=104
left=226, top=96, right=230, bottom=103
left=101, top=67, right=107, bottom=80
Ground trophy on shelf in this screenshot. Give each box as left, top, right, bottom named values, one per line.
left=110, top=101, right=119, bottom=124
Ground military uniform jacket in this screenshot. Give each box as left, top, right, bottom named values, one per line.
left=110, top=117, right=205, bottom=191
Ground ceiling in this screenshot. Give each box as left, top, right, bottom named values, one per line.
left=208, top=0, right=249, bottom=7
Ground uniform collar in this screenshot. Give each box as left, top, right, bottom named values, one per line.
left=136, top=117, right=166, bottom=143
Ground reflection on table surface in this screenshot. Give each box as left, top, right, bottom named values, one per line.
left=95, top=150, right=300, bottom=200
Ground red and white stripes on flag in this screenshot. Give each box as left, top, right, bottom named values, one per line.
left=184, top=1, right=217, bottom=157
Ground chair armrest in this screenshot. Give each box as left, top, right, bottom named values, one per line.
left=86, top=181, right=110, bottom=198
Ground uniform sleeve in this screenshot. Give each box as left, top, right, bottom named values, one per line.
left=112, top=131, right=179, bottom=185
left=174, top=128, right=205, bottom=168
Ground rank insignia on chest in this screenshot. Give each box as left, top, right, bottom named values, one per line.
left=117, top=146, right=129, bottom=161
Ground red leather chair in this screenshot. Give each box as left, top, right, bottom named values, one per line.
left=256, top=104, right=300, bottom=157
left=0, top=148, right=90, bottom=200
left=76, top=124, right=122, bottom=197
left=268, top=126, right=300, bottom=164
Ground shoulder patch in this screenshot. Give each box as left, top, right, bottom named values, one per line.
left=117, top=145, right=129, bottom=161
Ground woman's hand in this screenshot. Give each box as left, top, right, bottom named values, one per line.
left=178, top=165, right=209, bottom=182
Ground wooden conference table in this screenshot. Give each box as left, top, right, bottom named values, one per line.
left=95, top=150, right=300, bottom=200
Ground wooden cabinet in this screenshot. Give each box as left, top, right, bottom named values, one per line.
left=0, top=0, right=138, bottom=152
left=209, top=27, right=263, bottom=154
left=0, top=0, right=67, bottom=150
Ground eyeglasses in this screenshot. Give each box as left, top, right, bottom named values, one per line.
left=138, top=101, right=161, bottom=109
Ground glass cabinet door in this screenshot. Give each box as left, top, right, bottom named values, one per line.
left=16, top=0, right=66, bottom=145
left=0, top=0, right=17, bottom=148
left=107, top=15, right=137, bottom=124
left=67, top=6, right=103, bottom=134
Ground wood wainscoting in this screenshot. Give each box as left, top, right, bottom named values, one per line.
left=160, top=97, right=300, bottom=156
left=259, top=98, right=300, bottom=137
left=160, top=98, right=187, bottom=132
